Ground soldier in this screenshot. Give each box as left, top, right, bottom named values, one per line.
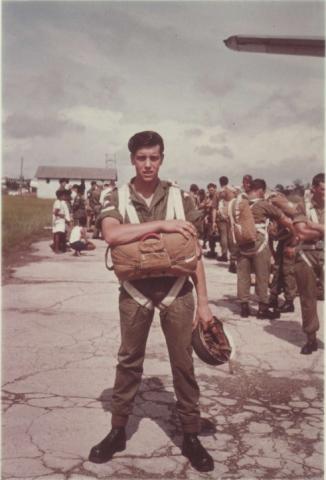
left=203, top=183, right=218, bottom=258
left=89, top=131, right=214, bottom=472
left=189, top=183, right=200, bottom=208
left=212, top=177, right=237, bottom=272
left=71, top=184, right=87, bottom=226
left=87, top=181, right=102, bottom=238
left=242, top=174, right=253, bottom=194
left=269, top=185, right=299, bottom=313
left=237, top=179, right=294, bottom=319
left=287, top=173, right=324, bottom=354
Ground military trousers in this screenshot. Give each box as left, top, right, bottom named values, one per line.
left=237, top=245, right=271, bottom=304
left=111, top=284, right=201, bottom=433
left=294, top=249, right=324, bottom=335
left=219, top=220, right=237, bottom=262
left=270, top=240, right=297, bottom=301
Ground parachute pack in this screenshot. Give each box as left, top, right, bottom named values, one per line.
left=228, top=194, right=257, bottom=246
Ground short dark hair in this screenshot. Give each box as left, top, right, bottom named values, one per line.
left=128, top=131, right=164, bottom=155
left=207, top=183, right=216, bottom=189
left=250, top=178, right=266, bottom=192
left=55, top=189, right=65, bottom=199
left=219, top=176, right=228, bottom=187
left=91, top=181, right=97, bottom=187
left=243, top=174, right=253, bottom=182
left=59, top=178, right=68, bottom=184
left=312, top=173, right=324, bottom=187
left=190, top=184, right=199, bottom=193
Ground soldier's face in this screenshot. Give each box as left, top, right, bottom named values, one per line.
left=131, top=145, right=163, bottom=183
left=243, top=179, right=251, bottom=193
left=312, top=182, right=325, bottom=203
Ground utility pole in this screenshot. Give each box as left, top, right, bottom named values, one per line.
left=19, top=157, right=24, bottom=195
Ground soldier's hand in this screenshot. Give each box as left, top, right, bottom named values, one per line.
left=161, top=220, right=197, bottom=239
left=193, top=304, right=214, bottom=332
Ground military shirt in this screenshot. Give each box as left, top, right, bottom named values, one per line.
left=250, top=199, right=283, bottom=224
left=97, top=178, right=204, bottom=233
left=293, top=198, right=324, bottom=225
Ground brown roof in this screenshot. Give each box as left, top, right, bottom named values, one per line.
left=35, top=166, right=117, bottom=181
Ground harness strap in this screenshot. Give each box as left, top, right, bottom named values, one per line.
left=299, top=250, right=313, bottom=268
left=122, top=280, right=154, bottom=311
left=157, top=276, right=187, bottom=310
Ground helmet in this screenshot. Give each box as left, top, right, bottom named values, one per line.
left=192, top=316, right=233, bottom=366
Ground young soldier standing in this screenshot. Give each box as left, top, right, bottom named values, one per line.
left=287, top=173, right=324, bottom=354
left=89, top=131, right=214, bottom=472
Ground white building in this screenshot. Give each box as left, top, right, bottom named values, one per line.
left=35, top=166, right=117, bottom=199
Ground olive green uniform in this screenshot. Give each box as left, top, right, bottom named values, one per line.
left=97, top=179, right=204, bottom=433
left=269, top=234, right=297, bottom=302
left=212, top=192, right=237, bottom=261
left=237, top=199, right=283, bottom=305
left=293, top=199, right=324, bottom=334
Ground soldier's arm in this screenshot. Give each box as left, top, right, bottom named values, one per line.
left=305, top=221, right=324, bottom=235
left=102, top=217, right=197, bottom=246
left=293, top=222, right=323, bottom=242
left=190, top=255, right=214, bottom=331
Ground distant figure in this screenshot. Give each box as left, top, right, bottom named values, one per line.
left=100, top=180, right=116, bottom=206
left=51, top=189, right=71, bottom=253
left=58, top=178, right=69, bottom=191
left=189, top=184, right=200, bottom=208
left=242, top=175, right=253, bottom=194
left=69, top=218, right=96, bottom=256
left=86, top=181, right=102, bottom=238
left=72, top=185, right=87, bottom=226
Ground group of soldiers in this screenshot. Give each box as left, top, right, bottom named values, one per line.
left=51, top=178, right=116, bottom=253
left=188, top=173, right=324, bottom=355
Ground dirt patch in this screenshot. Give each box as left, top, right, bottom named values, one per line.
left=2, top=230, right=52, bottom=285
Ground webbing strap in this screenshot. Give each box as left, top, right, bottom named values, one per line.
left=228, top=197, right=237, bottom=244
left=305, top=195, right=319, bottom=224
left=157, top=276, right=187, bottom=310
left=299, top=250, right=313, bottom=268
left=122, top=280, right=154, bottom=311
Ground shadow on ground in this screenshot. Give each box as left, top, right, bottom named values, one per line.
left=264, top=319, right=325, bottom=350
left=98, top=377, right=216, bottom=448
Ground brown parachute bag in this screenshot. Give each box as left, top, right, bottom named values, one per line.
left=106, top=232, right=198, bottom=281
left=267, top=192, right=297, bottom=241
left=268, top=192, right=298, bottom=218
left=228, top=195, right=257, bottom=246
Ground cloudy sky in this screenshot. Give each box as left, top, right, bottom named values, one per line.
left=3, top=0, right=324, bottom=189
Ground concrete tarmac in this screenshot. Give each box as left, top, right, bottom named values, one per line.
left=2, top=239, right=324, bottom=480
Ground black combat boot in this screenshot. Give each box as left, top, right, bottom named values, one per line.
left=88, top=427, right=126, bottom=463
left=182, top=433, right=214, bottom=472
left=228, top=262, right=237, bottom=274
left=280, top=300, right=295, bottom=313
left=216, top=254, right=228, bottom=262
left=204, top=250, right=217, bottom=259
left=256, top=303, right=277, bottom=320
left=240, top=302, right=250, bottom=318
left=301, top=333, right=318, bottom=355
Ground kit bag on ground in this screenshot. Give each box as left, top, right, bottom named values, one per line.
left=107, top=184, right=198, bottom=281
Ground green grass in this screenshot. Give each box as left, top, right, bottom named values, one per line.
left=2, top=196, right=53, bottom=254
